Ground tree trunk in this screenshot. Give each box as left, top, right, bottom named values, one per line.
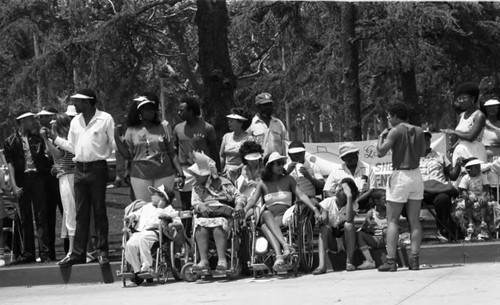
left=340, top=2, right=362, bottom=141
left=33, top=33, right=42, bottom=110
left=401, top=67, right=421, bottom=125
left=195, top=0, right=236, bottom=139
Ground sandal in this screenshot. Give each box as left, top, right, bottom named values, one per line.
left=192, top=263, right=209, bottom=272
left=346, top=262, right=356, bottom=272
left=216, top=261, right=228, bottom=272
left=312, top=267, right=326, bottom=275
left=273, top=255, right=286, bottom=271
left=283, top=244, right=295, bottom=259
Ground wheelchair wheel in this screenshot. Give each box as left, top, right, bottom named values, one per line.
left=298, top=216, right=315, bottom=273
left=180, top=262, right=199, bottom=282
left=169, top=240, right=186, bottom=281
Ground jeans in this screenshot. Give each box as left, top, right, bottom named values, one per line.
left=71, top=160, right=109, bottom=260
left=18, top=174, right=49, bottom=259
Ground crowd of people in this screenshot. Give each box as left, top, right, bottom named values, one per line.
left=0, top=82, right=499, bottom=278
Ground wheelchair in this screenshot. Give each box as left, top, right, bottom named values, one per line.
left=117, top=201, right=192, bottom=286
left=247, top=200, right=316, bottom=278
left=180, top=213, right=243, bottom=282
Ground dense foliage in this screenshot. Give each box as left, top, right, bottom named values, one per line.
left=1, top=0, right=500, bottom=143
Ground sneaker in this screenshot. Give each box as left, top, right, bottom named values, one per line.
left=378, top=258, right=397, bottom=272
left=465, top=232, right=472, bottom=241
left=436, top=231, right=449, bottom=243
left=357, top=260, right=376, bottom=270
left=0, top=258, right=5, bottom=267
left=408, top=255, right=419, bottom=270
left=478, top=223, right=490, bottom=240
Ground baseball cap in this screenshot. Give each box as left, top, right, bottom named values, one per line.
left=255, top=93, right=274, bottom=105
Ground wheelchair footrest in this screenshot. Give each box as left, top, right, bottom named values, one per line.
left=250, top=263, right=268, bottom=271
left=117, top=272, right=135, bottom=279
left=137, top=272, right=156, bottom=279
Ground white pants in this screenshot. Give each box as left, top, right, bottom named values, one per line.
left=125, top=230, right=158, bottom=273
left=59, top=173, right=76, bottom=237
left=131, top=175, right=175, bottom=202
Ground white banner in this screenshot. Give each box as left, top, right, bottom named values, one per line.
left=302, top=133, right=447, bottom=189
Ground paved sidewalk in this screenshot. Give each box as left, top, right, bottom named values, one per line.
left=1, top=263, right=499, bottom=305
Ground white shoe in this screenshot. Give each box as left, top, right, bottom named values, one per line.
left=436, top=231, right=449, bottom=242
left=357, top=260, right=376, bottom=270
left=0, top=258, right=5, bottom=267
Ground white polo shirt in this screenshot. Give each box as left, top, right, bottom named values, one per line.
left=323, top=160, right=376, bottom=193
left=247, top=115, right=286, bottom=156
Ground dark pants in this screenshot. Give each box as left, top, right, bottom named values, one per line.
left=71, top=160, right=109, bottom=260
left=423, top=192, right=456, bottom=240
left=45, top=176, right=63, bottom=260
left=180, top=191, right=192, bottom=236
left=18, top=174, right=49, bottom=260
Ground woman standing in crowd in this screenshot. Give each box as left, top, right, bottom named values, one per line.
left=220, top=108, right=252, bottom=183
left=115, top=93, right=184, bottom=201
left=239, top=152, right=321, bottom=271
left=481, top=99, right=500, bottom=158
left=40, top=114, right=77, bottom=262
left=442, top=82, right=487, bottom=165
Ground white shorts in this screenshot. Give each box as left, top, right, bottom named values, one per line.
left=386, top=169, right=424, bottom=203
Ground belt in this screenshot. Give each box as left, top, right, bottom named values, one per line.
left=24, top=170, right=38, bottom=177
left=76, top=160, right=107, bottom=170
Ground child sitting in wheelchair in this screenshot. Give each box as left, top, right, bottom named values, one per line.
left=124, top=184, right=180, bottom=283
left=453, top=159, right=494, bottom=241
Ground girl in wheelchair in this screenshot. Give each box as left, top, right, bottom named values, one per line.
left=188, top=151, right=237, bottom=273
left=237, top=152, right=321, bottom=271
left=124, top=184, right=179, bottom=284
left=315, top=177, right=359, bottom=274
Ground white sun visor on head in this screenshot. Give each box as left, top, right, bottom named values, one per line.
left=137, top=100, right=155, bottom=109
left=226, top=113, right=248, bottom=121
left=244, top=153, right=262, bottom=161
left=36, top=110, right=54, bottom=116
left=70, top=93, right=94, bottom=99
left=288, top=147, right=306, bottom=154
left=16, top=112, right=35, bottom=120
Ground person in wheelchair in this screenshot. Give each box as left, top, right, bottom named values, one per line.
left=285, top=141, right=324, bottom=204
left=237, top=152, right=321, bottom=271
left=315, top=177, right=359, bottom=274
left=124, top=184, right=179, bottom=284
left=189, top=151, right=237, bottom=273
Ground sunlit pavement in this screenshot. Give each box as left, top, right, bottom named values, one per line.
left=1, top=263, right=499, bottom=305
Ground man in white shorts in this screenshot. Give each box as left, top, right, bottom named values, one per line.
left=377, top=102, right=425, bottom=272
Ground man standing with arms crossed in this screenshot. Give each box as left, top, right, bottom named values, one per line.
left=47, top=89, right=115, bottom=266
left=376, top=102, right=425, bottom=272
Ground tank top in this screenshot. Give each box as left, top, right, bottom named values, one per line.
left=391, top=123, right=425, bottom=170
left=481, top=119, right=500, bottom=146
left=455, top=110, right=484, bottom=142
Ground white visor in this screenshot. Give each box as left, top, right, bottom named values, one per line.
left=36, top=110, right=54, bottom=116
left=16, top=112, right=35, bottom=120
left=226, top=113, right=248, bottom=121
left=70, top=93, right=94, bottom=99
left=484, top=99, right=500, bottom=107
left=244, top=153, right=262, bottom=161
left=288, top=147, right=306, bottom=154
left=137, top=100, right=155, bottom=109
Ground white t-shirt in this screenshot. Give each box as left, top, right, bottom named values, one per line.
left=319, top=197, right=358, bottom=228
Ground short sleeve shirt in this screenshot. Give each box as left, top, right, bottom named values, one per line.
left=459, top=173, right=489, bottom=197
left=286, top=159, right=323, bottom=197
left=319, top=197, right=350, bottom=228
left=247, top=115, right=286, bottom=156
left=419, top=149, right=450, bottom=183
left=323, top=161, right=376, bottom=193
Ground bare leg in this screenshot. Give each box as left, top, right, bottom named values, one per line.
left=260, top=211, right=287, bottom=247
left=405, top=199, right=423, bottom=256
left=386, top=201, right=405, bottom=258
left=261, top=224, right=282, bottom=254
left=344, top=222, right=356, bottom=265
left=317, top=225, right=329, bottom=270
left=213, top=227, right=228, bottom=265
left=195, top=227, right=210, bottom=267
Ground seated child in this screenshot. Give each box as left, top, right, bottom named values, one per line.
left=124, top=184, right=180, bottom=284
left=454, top=159, right=491, bottom=241
left=314, top=177, right=359, bottom=274
left=356, top=189, right=387, bottom=270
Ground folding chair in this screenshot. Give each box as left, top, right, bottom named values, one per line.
left=2, top=196, right=23, bottom=261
